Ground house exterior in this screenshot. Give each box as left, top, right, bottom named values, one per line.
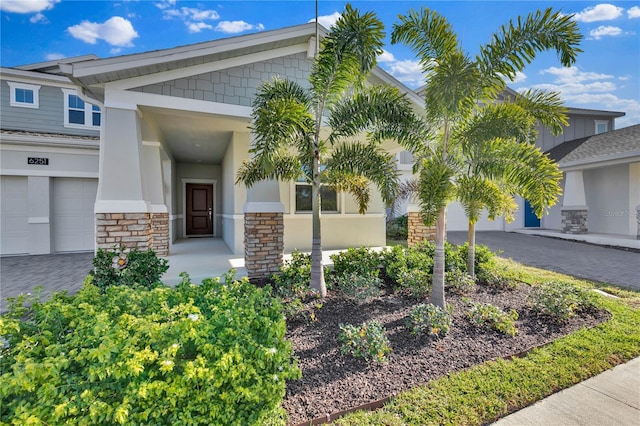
left=0, top=56, right=101, bottom=255
left=1, top=23, right=423, bottom=276
left=397, top=87, right=629, bottom=236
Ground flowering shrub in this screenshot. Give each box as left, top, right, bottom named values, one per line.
left=468, top=302, right=519, bottom=336
left=333, top=273, right=382, bottom=304
left=0, top=274, right=299, bottom=425
left=338, top=320, right=391, bottom=363
left=531, top=281, right=597, bottom=321
left=271, top=250, right=312, bottom=299
left=90, top=245, right=169, bottom=292
left=405, top=303, right=452, bottom=337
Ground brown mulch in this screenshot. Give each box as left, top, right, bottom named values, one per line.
left=282, top=283, right=609, bottom=425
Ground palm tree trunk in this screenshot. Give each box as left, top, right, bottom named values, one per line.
left=429, top=207, right=447, bottom=309
left=310, top=154, right=326, bottom=297
left=467, top=221, right=476, bottom=279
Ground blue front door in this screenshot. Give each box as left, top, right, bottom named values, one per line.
left=524, top=200, right=540, bottom=228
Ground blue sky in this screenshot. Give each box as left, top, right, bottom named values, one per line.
left=2, top=1, right=639, bottom=128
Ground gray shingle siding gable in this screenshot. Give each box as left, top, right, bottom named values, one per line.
left=0, top=80, right=99, bottom=137
left=129, top=52, right=311, bottom=107
left=535, top=115, right=615, bottom=152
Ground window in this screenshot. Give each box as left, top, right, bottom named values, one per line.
left=595, top=120, right=608, bottom=134
left=62, top=89, right=101, bottom=129
left=295, top=184, right=338, bottom=212
left=7, top=81, right=40, bottom=108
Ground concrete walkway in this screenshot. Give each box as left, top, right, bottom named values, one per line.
left=492, top=357, right=640, bottom=426
left=447, top=231, right=640, bottom=290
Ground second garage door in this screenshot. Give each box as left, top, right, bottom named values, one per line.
left=53, top=178, right=98, bottom=252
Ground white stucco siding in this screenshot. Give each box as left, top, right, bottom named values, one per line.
left=543, top=175, right=565, bottom=231
left=284, top=214, right=386, bottom=251
left=629, top=162, right=640, bottom=236
left=583, top=163, right=630, bottom=235
left=446, top=201, right=505, bottom=232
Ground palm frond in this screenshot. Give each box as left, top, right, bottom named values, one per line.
left=235, top=154, right=302, bottom=187
left=391, top=7, right=460, bottom=75
left=310, top=4, right=384, bottom=109
left=387, top=178, right=419, bottom=219
left=327, top=85, right=427, bottom=150
left=417, top=156, right=456, bottom=226
left=477, top=8, right=583, bottom=83
left=325, top=141, right=399, bottom=209
left=515, top=89, right=568, bottom=136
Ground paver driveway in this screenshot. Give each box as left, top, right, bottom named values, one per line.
left=447, top=231, right=640, bottom=290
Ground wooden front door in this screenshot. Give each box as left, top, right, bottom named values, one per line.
left=186, top=183, right=213, bottom=236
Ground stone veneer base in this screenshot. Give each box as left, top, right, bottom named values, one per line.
left=96, top=212, right=169, bottom=256
left=244, top=212, right=284, bottom=279
left=561, top=209, right=589, bottom=234
left=407, top=211, right=438, bottom=247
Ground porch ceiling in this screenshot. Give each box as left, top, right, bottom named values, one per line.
left=141, top=106, right=250, bottom=164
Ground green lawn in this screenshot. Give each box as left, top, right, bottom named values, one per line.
left=335, top=257, right=640, bottom=425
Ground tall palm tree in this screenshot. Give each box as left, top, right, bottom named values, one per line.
left=392, top=7, right=583, bottom=309
left=236, top=4, right=420, bottom=297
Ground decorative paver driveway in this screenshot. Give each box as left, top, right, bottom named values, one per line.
left=448, top=231, right=640, bottom=291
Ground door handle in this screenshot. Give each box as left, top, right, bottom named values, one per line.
left=208, top=207, right=212, bottom=222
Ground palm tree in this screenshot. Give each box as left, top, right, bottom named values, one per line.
left=457, top=90, right=567, bottom=278
left=236, top=4, right=420, bottom=297
left=392, top=7, right=583, bottom=309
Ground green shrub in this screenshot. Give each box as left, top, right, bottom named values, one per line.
left=468, top=302, right=519, bottom=336
left=413, top=240, right=466, bottom=273
left=333, top=273, right=382, bottom=304
left=386, top=214, right=408, bottom=240
left=380, top=245, right=433, bottom=284
left=477, top=265, right=519, bottom=290
left=330, top=247, right=381, bottom=279
left=0, top=274, right=299, bottom=425
left=338, top=320, right=391, bottom=363
left=456, top=242, right=497, bottom=276
left=405, top=303, right=452, bottom=337
left=446, top=269, right=476, bottom=295
left=271, top=250, right=311, bottom=299
left=398, top=268, right=432, bottom=299
left=90, top=245, right=169, bottom=292
left=531, top=281, right=597, bottom=321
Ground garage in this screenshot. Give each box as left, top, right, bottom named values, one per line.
left=53, top=178, right=97, bottom=252
left=0, top=176, right=29, bottom=255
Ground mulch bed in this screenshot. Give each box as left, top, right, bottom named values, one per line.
left=282, top=283, right=610, bottom=425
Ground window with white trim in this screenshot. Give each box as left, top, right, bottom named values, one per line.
left=7, top=81, right=40, bottom=108
left=595, top=120, right=608, bottom=134
left=295, top=183, right=338, bottom=213
left=62, top=88, right=101, bottom=129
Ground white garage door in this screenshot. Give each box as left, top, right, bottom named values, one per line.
left=0, top=176, right=29, bottom=255
left=53, top=178, right=98, bottom=252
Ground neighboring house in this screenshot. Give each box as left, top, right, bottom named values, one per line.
left=395, top=87, right=628, bottom=235
left=1, top=23, right=422, bottom=270
left=0, top=56, right=101, bottom=256
left=553, top=124, right=640, bottom=238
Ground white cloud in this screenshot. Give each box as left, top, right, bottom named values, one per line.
left=110, top=47, right=122, bottom=55
left=29, top=12, right=46, bottom=23
left=215, top=20, right=264, bottom=34
left=0, top=0, right=58, bottom=13
left=383, top=59, right=425, bottom=87
left=378, top=50, right=396, bottom=63
left=589, top=25, right=623, bottom=39
left=573, top=4, right=624, bottom=22
left=187, top=22, right=213, bottom=33
left=540, top=66, right=614, bottom=84
left=45, top=53, right=65, bottom=61
left=628, top=6, right=640, bottom=19
left=309, top=12, right=341, bottom=29
left=68, top=16, right=138, bottom=47
left=512, top=71, right=527, bottom=84
left=158, top=4, right=221, bottom=33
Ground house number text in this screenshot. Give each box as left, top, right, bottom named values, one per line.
left=28, top=157, right=49, bottom=165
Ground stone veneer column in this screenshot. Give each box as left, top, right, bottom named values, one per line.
left=150, top=212, right=169, bottom=256
left=244, top=212, right=284, bottom=279
left=561, top=208, right=589, bottom=234
left=96, top=213, right=152, bottom=251
left=407, top=204, right=438, bottom=247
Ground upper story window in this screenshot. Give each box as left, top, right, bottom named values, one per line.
left=62, top=88, right=101, bottom=129
left=7, top=81, right=40, bottom=109
left=595, top=120, right=608, bottom=134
